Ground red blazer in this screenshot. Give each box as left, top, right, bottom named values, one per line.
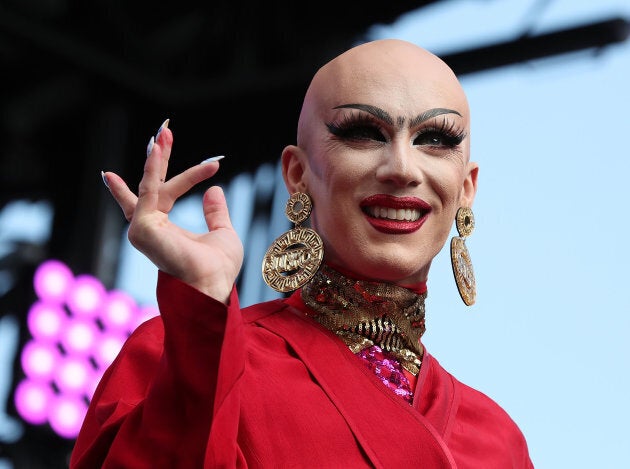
left=70, top=272, right=533, bottom=468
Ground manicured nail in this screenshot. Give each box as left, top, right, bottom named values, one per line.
left=201, top=155, right=225, bottom=164
left=156, top=118, right=170, bottom=140
left=146, top=136, right=155, bottom=158
left=101, top=171, right=110, bottom=189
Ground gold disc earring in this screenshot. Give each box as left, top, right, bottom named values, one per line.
left=450, top=207, right=476, bottom=306
left=262, top=192, right=324, bottom=293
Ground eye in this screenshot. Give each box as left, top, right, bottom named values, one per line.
left=414, top=118, right=466, bottom=149
left=326, top=114, right=387, bottom=143
left=415, top=131, right=454, bottom=146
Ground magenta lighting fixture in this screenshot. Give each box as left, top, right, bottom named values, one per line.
left=15, top=259, right=158, bottom=439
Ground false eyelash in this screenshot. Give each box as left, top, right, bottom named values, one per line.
left=325, top=112, right=384, bottom=139
left=416, top=118, right=467, bottom=147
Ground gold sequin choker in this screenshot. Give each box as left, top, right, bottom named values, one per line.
left=301, top=265, right=426, bottom=375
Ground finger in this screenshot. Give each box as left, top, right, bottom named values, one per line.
left=203, top=185, right=234, bottom=232
left=159, top=159, right=222, bottom=212
left=102, top=171, right=139, bottom=221
left=154, top=119, right=172, bottom=182
left=136, top=135, right=163, bottom=212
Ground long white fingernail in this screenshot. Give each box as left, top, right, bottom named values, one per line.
left=156, top=118, right=170, bottom=140
left=201, top=155, right=225, bottom=164
left=146, top=136, right=155, bottom=158
left=101, top=170, right=110, bottom=189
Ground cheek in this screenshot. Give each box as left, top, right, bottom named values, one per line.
left=426, top=161, right=467, bottom=206
left=307, top=141, right=371, bottom=183
left=431, top=176, right=463, bottom=208
left=303, top=151, right=332, bottom=193
left=308, top=157, right=364, bottom=199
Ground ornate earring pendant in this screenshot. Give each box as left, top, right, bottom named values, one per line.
left=450, top=207, right=476, bottom=306
left=262, top=192, right=324, bottom=293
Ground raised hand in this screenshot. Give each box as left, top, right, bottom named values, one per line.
left=101, top=120, right=244, bottom=303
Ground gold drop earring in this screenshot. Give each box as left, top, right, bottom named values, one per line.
left=450, top=207, right=476, bottom=306
left=262, top=192, right=324, bottom=293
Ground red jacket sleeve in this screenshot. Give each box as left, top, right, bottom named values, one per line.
left=70, top=271, right=242, bottom=468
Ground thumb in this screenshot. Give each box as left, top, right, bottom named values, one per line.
left=203, top=185, right=234, bottom=232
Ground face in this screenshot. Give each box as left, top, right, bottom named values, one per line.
left=283, top=39, right=478, bottom=286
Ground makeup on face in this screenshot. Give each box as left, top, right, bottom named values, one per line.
left=359, top=194, right=431, bottom=234
left=325, top=104, right=466, bottom=153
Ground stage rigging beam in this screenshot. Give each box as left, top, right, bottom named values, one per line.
left=442, top=17, right=630, bottom=76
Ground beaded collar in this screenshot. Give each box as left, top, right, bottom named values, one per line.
left=301, top=265, right=426, bottom=375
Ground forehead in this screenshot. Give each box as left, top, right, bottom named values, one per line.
left=311, top=41, right=469, bottom=121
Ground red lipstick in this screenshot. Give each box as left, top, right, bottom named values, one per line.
left=360, top=194, right=431, bottom=234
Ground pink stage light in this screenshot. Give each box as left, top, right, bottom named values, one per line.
left=27, top=301, right=67, bottom=342
left=101, top=290, right=137, bottom=332
left=66, top=275, right=106, bottom=318
left=33, top=259, right=74, bottom=304
left=18, top=258, right=160, bottom=438
left=92, top=334, right=126, bottom=371
left=60, top=318, right=100, bottom=356
left=48, top=395, right=88, bottom=439
left=55, top=356, right=95, bottom=396
left=14, top=379, right=53, bottom=425
left=21, top=340, right=60, bottom=381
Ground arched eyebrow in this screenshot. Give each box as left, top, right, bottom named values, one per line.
left=409, top=108, right=462, bottom=127
left=333, top=104, right=462, bottom=129
left=333, top=104, right=394, bottom=125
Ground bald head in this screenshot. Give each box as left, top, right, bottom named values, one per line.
left=297, top=39, right=469, bottom=150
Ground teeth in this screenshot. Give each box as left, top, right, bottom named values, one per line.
left=369, top=206, right=422, bottom=221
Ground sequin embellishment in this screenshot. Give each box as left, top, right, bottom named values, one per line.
left=359, top=345, right=414, bottom=404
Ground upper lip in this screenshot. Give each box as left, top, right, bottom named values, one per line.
left=360, top=194, right=431, bottom=221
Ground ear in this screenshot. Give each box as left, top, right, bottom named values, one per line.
left=281, top=145, right=309, bottom=194
left=459, top=162, right=479, bottom=208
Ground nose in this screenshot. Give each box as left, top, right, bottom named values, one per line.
left=375, top=143, right=422, bottom=187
